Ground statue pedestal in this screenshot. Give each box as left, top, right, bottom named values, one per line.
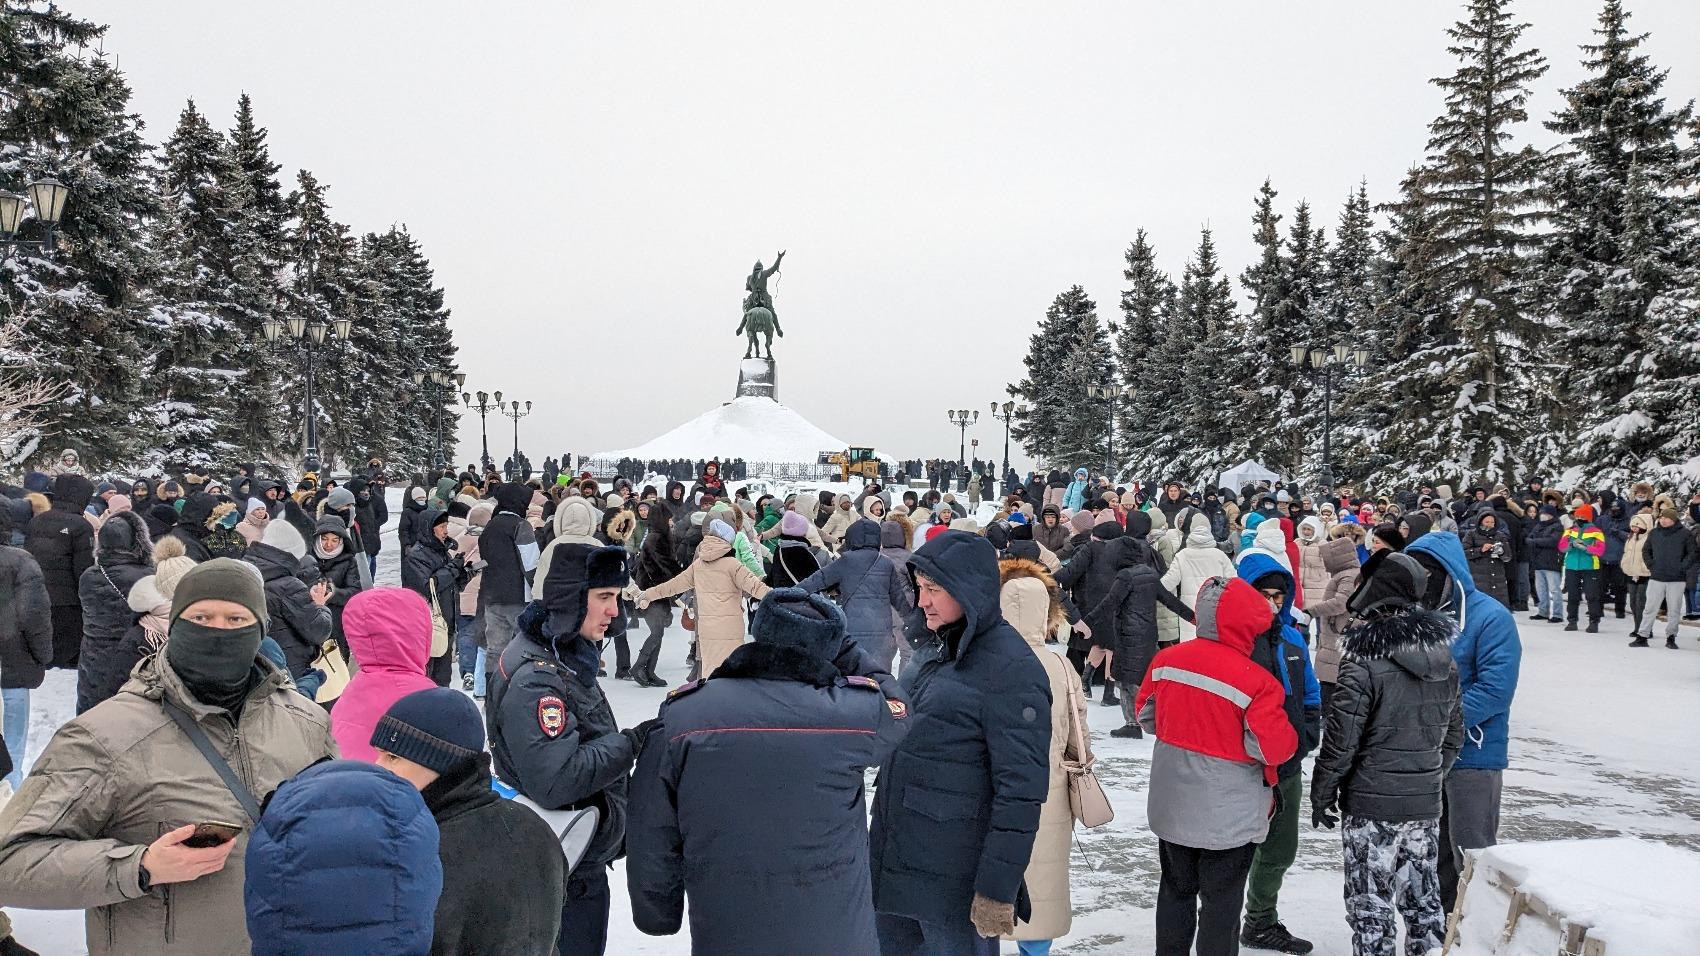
left=735, top=357, right=778, bottom=401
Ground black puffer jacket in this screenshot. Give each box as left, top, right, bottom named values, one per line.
left=634, top=508, right=683, bottom=591
left=245, top=539, right=332, bottom=676
left=1525, top=516, right=1564, bottom=572
left=1310, top=605, right=1464, bottom=823
left=1642, top=522, right=1698, bottom=583
left=1461, top=515, right=1512, bottom=606
left=25, top=474, right=95, bottom=608
left=1054, top=522, right=1133, bottom=651
left=165, top=492, right=219, bottom=563
left=297, top=516, right=363, bottom=658
left=0, top=542, right=54, bottom=691
left=74, top=513, right=152, bottom=713
left=1091, top=543, right=1194, bottom=687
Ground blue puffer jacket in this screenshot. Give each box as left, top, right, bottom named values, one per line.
left=1235, top=552, right=1322, bottom=780
left=869, top=531, right=1052, bottom=924
left=797, top=519, right=915, bottom=662
left=245, top=760, right=443, bottom=956
left=1406, top=533, right=1521, bottom=771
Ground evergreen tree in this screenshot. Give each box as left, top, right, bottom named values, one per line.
left=1393, top=0, right=1550, bottom=487
left=0, top=4, right=157, bottom=468
left=1114, top=229, right=1177, bottom=480
left=1173, top=228, right=1250, bottom=482
left=280, top=168, right=362, bottom=470
left=1539, top=0, right=1696, bottom=487
left=1011, top=286, right=1109, bottom=468
left=1255, top=201, right=1328, bottom=472
left=1296, top=184, right=1380, bottom=489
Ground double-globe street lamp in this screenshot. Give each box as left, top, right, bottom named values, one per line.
left=262, top=314, right=352, bottom=474
left=946, top=409, right=978, bottom=469
left=0, top=176, right=70, bottom=262
left=1289, top=344, right=1370, bottom=496
left=412, top=370, right=465, bottom=472
left=1087, top=384, right=1136, bottom=480
left=990, top=400, right=1027, bottom=494
left=500, top=399, right=533, bottom=481
left=461, top=389, right=505, bottom=474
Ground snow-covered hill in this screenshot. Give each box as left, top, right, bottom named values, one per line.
left=594, top=395, right=857, bottom=463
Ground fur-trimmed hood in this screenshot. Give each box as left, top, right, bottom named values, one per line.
left=998, top=556, right=1065, bottom=646
left=1341, top=604, right=1457, bottom=682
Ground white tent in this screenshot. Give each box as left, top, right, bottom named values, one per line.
left=1218, top=459, right=1281, bottom=492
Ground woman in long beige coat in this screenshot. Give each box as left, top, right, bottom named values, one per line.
left=997, top=555, right=1087, bottom=947
left=635, top=519, right=771, bottom=678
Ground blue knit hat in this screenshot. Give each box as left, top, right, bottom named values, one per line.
left=371, top=688, right=485, bottom=774
left=750, top=588, right=846, bottom=659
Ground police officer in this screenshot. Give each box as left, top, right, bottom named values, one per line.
left=626, top=588, right=910, bottom=954
left=485, top=542, right=650, bottom=956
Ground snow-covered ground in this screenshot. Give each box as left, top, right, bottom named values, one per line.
left=594, top=395, right=861, bottom=463
left=9, top=507, right=1700, bottom=953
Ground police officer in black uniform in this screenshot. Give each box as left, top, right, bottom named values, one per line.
left=485, top=542, right=652, bottom=956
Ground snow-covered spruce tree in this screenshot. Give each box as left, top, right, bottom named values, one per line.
left=281, top=168, right=363, bottom=471
left=1174, top=227, right=1252, bottom=484
left=1235, top=181, right=1299, bottom=472
left=149, top=99, right=275, bottom=470
left=1539, top=0, right=1696, bottom=488
left=1255, top=201, right=1328, bottom=474
left=1052, top=309, right=1118, bottom=474
left=352, top=226, right=458, bottom=474
left=0, top=3, right=158, bottom=469
left=1296, top=183, right=1381, bottom=489
left=1115, top=229, right=1180, bottom=482
left=1010, top=285, right=1107, bottom=467
left=1389, top=0, right=1550, bottom=489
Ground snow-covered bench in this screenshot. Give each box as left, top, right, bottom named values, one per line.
left=1444, top=838, right=1700, bottom=955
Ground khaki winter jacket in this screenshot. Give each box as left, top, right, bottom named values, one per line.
left=638, top=535, right=772, bottom=677
left=0, top=655, right=336, bottom=956
left=1300, top=536, right=1361, bottom=684
left=998, top=564, right=1084, bottom=941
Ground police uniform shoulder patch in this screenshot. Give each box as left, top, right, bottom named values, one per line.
left=666, top=679, right=704, bottom=700
left=536, top=695, right=567, bottom=738
left=886, top=698, right=908, bottom=719
left=843, top=675, right=880, bottom=690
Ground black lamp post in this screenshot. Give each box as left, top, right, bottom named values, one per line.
left=0, top=176, right=70, bottom=262
left=461, top=389, right=502, bottom=474
left=947, top=409, right=978, bottom=469
left=990, top=400, right=1027, bottom=490
left=412, top=370, right=465, bottom=471
left=1290, top=344, right=1369, bottom=496
left=500, top=399, right=532, bottom=481
left=1086, top=384, right=1135, bottom=479
left=262, top=314, right=352, bottom=474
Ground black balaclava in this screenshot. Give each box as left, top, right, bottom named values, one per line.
left=165, top=558, right=268, bottom=712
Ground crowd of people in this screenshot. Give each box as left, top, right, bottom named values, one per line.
left=0, top=445, right=1693, bottom=955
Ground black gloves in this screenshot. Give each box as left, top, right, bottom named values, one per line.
left=621, top=718, right=662, bottom=759
left=1312, top=797, right=1338, bottom=830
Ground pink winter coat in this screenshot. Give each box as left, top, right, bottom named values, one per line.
left=330, top=587, right=437, bottom=762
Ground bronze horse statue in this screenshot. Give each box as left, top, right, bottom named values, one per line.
left=736, top=306, right=781, bottom=360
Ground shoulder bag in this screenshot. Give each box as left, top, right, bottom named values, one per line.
left=1062, top=672, right=1114, bottom=828
left=161, top=699, right=262, bottom=823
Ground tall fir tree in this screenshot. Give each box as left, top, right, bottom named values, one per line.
left=1011, top=286, right=1110, bottom=468
left=1302, top=182, right=1381, bottom=488
left=1115, top=229, right=1177, bottom=480
left=1174, top=228, right=1250, bottom=482
left=1538, top=0, right=1696, bottom=487
left=281, top=168, right=363, bottom=470
left=1255, top=201, right=1328, bottom=472
left=0, top=4, right=157, bottom=468
left=1393, top=0, right=1550, bottom=487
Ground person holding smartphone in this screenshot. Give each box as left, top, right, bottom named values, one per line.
left=0, top=558, right=337, bottom=956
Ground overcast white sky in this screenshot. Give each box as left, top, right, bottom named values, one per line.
left=77, top=1, right=1700, bottom=471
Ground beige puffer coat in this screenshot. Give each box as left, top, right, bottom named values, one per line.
left=821, top=498, right=857, bottom=551
left=638, top=534, right=772, bottom=677
left=1296, top=516, right=1329, bottom=607
left=1621, top=511, right=1655, bottom=580
left=0, top=654, right=336, bottom=956
left=997, top=558, right=1084, bottom=942
left=1160, top=512, right=1237, bottom=642
left=1301, top=534, right=1362, bottom=684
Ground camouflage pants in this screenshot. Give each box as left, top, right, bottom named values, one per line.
left=1342, top=815, right=1444, bottom=956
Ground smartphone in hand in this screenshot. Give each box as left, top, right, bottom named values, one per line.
left=183, top=822, right=243, bottom=848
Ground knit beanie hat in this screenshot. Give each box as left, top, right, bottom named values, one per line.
left=371, top=688, right=484, bottom=774
left=780, top=511, right=809, bottom=537
left=709, top=519, right=737, bottom=543
left=170, top=557, right=269, bottom=627
left=1370, top=523, right=1407, bottom=553
left=1572, top=503, right=1595, bottom=522
left=1659, top=505, right=1680, bottom=522
left=246, top=497, right=269, bottom=515
left=1069, top=510, right=1093, bottom=533
left=155, top=555, right=197, bottom=600
left=262, top=519, right=308, bottom=561
left=324, top=486, right=356, bottom=511
left=750, top=588, right=846, bottom=660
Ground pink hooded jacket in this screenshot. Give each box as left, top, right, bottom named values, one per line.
left=330, top=587, right=437, bottom=762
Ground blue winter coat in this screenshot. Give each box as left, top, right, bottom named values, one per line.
left=627, top=639, right=910, bottom=955
left=1235, top=552, right=1322, bottom=779
left=1061, top=478, right=1089, bottom=512
left=869, top=531, right=1052, bottom=925
left=245, top=760, right=442, bottom=956
left=1598, top=510, right=1629, bottom=564
left=797, top=519, right=915, bottom=662
left=1406, top=532, right=1521, bottom=771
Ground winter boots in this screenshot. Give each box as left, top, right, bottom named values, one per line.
left=1629, top=635, right=1650, bottom=647
left=1240, top=920, right=1314, bottom=955
left=1110, top=723, right=1143, bottom=739
left=1101, top=679, right=1120, bottom=707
